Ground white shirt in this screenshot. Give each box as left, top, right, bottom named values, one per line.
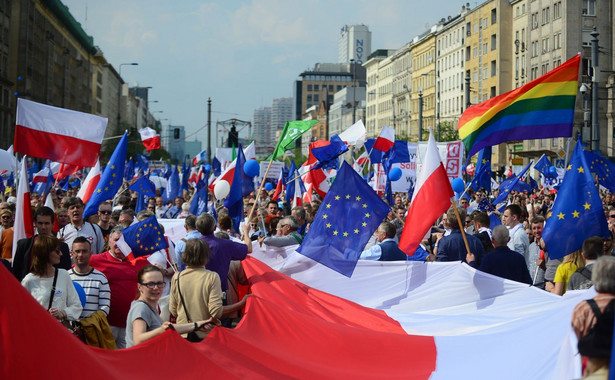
left=507, top=223, right=530, bottom=269
left=58, top=222, right=105, bottom=254
left=22, top=269, right=83, bottom=321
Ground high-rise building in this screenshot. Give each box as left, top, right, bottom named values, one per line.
left=339, top=25, right=372, bottom=64
left=163, top=124, right=186, bottom=163
left=253, top=107, right=271, bottom=157
left=271, top=97, right=293, bottom=139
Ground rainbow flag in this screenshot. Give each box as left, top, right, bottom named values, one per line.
left=458, top=54, right=580, bottom=158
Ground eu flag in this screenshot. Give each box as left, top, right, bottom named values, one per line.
left=491, top=161, right=531, bottom=206
left=364, top=139, right=411, bottom=164
left=129, top=175, right=156, bottom=197
left=83, top=132, right=127, bottom=218
left=297, top=162, right=391, bottom=277
left=542, top=140, right=609, bottom=259
left=534, top=154, right=552, bottom=178
left=224, top=144, right=252, bottom=232
left=312, top=134, right=348, bottom=170
left=470, top=147, right=492, bottom=192
left=162, top=165, right=179, bottom=203
left=120, top=216, right=169, bottom=258
left=585, top=150, right=615, bottom=193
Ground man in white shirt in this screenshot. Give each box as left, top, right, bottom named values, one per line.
left=58, top=197, right=105, bottom=254
left=502, top=204, right=530, bottom=270
left=68, top=236, right=110, bottom=319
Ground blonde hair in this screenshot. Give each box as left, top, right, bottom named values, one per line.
left=563, top=249, right=585, bottom=269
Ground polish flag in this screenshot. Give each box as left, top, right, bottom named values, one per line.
left=31, top=167, right=50, bottom=184
left=338, top=119, right=367, bottom=148
left=44, top=193, right=60, bottom=233
left=289, top=176, right=303, bottom=208
left=399, top=130, right=453, bottom=256
left=50, top=161, right=81, bottom=181
left=209, top=142, right=255, bottom=190
left=138, top=127, right=161, bottom=152
left=12, top=158, right=34, bottom=259
left=76, top=160, right=101, bottom=204
left=372, top=126, right=395, bottom=152
left=192, top=149, right=207, bottom=166
left=14, top=99, right=107, bottom=167
left=271, top=171, right=284, bottom=201
left=353, top=151, right=369, bottom=172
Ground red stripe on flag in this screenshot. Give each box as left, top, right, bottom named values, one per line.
left=14, top=125, right=101, bottom=167
left=142, top=136, right=161, bottom=152
left=22, top=192, right=34, bottom=237
left=81, top=174, right=100, bottom=204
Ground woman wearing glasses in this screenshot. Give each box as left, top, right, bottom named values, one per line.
left=21, top=235, right=82, bottom=322
left=126, top=264, right=217, bottom=348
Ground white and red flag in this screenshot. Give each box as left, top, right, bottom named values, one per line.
left=372, top=126, right=395, bottom=152
left=192, top=149, right=207, bottom=166
left=12, top=158, right=34, bottom=259
left=271, top=171, right=284, bottom=201
left=76, top=160, right=101, bottom=204
left=14, top=99, right=107, bottom=166
left=399, top=129, right=453, bottom=256
left=138, top=127, right=161, bottom=152
left=338, top=119, right=367, bottom=149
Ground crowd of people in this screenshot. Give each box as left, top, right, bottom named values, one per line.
left=0, top=171, right=613, bottom=378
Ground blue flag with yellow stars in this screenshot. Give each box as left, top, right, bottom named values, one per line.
left=129, top=175, right=156, bottom=197
left=120, top=216, right=169, bottom=258
left=534, top=154, right=552, bottom=178
left=83, top=132, right=128, bottom=219
left=297, top=161, right=391, bottom=277
left=492, top=161, right=532, bottom=206
left=585, top=150, right=615, bottom=193
left=542, top=140, right=609, bottom=260
left=470, top=147, right=492, bottom=192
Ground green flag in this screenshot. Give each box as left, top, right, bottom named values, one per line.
left=269, top=120, right=319, bottom=160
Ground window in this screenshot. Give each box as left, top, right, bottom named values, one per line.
left=473, top=71, right=478, bottom=82
left=491, top=9, right=497, bottom=24
left=491, top=34, right=497, bottom=50
left=491, top=60, right=497, bottom=77
left=554, top=1, right=562, bottom=19
left=313, top=94, right=319, bottom=102
left=542, top=7, right=550, bottom=24
left=483, top=67, right=488, bottom=79
left=473, top=47, right=478, bottom=58
left=483, top=43, right=488, bottom=54
left=542, top=37, right=550, bottom=53
left=531, top=41, right=538, bottom=57
left=490, top=86, right=496, bottom=98
left=531, top=13, right=538, bottom=29
left=307, top=84, right=313, bottom=91
left=582, top=0, right=596, bottom=16
left=552, top=138, right=559, bottom=147
left=314, top=84, right=319, bottom=91
left=553, top=33, right=562, bottom=50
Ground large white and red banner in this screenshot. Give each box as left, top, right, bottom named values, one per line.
left=14, top=99, right=107, bottom=166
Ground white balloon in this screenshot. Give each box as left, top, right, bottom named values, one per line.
left=213, top=180, right=230, bottom=200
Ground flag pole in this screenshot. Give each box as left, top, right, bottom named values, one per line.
left=248, top=159, right=275, bottom=220
left=450, top=198, right=472, bottom=256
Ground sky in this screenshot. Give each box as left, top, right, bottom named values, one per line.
left=61, top=0, right=464, bottom=147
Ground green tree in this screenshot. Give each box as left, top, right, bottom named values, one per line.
left=438, top=121, right=460, bottom=142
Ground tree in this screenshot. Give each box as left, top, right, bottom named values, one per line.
left=438, top=121, right=460, bottom=142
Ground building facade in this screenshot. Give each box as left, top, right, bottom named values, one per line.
left=253, top=107, right=272, bottom=157
left=338, top=24, right=372, bottom=64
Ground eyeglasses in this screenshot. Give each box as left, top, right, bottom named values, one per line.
left=1, top=215, right=10, bottom=219
left=99, top=210, right=112, bottom=215
left=139, top=282, right=165, bottom=289
left=250, top=224, right=258, bottom=227
left=610, top=215, right=615, bottom=218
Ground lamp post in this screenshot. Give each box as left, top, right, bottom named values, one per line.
left=418, top=89, right=423, bottom=142
left=350, top=59, right=356, bottom=124
left=590, top=28, right=599, bottom=153
left=117, top=62, right=138, bottom=133
left=580, top=83, right=591, bottom=145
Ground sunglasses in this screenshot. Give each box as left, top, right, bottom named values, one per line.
left=610, top=215, right=615, bottom=218
left=99, top=210, right=112, bottom=215
left=140, top=282, right=165, bottom=289
left=1, top=215, right=10, bottom=219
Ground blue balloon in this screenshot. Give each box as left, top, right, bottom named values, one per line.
left=72, top=281, right=86, bottom=308
left=243, top=159, right=260, bottom=177
left=548, top=166, right=557, bottom=179
left=264, top=182, right=274, bottom=191
left=388, top=167, right=402, bottom=181
left=204, top=164, right=212, bottom=172
left=451, top=178, right=465, bottom=193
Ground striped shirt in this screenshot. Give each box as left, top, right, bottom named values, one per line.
left=69, top=268, right=111, bottom=319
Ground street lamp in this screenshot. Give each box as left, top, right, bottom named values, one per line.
left=580, top=83, right=591, bottom=145
left=418, top=89, right=423, bottom=142
left=117, top=62, right=138, bottom=133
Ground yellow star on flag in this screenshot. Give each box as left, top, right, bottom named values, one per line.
left=557, top=212, right=565, bottom=220
left=572, top=210, right=580, bottom=218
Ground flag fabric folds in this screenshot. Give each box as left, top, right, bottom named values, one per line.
left=533, top=154, right=553, bottom=178
left=458, top=54, right=580, bottom=158
left=224, top=145, right=251, bottom=232
left=491, top=162, right=532, bottom=206
left=76, top=160, right=101, bottom=204
left=129, top=176, right=156, bottom=197
left=312, top=134, right=349, bottom=170
left=297, top=162, right=390, bottom=277
left=271, top=171, right=284, bottom=201
left=470, top=147, right=492, bottom=192
left=363, top=139, right=411, bottom=164
left=138, top=127, right=161, bottom=152
left=14, top=98, right=107, bottom=166
left=162, top=165, right=180, bottom=203
left=338, top=119, right=367, bottom=148
left=542, top=140, right=609, bottom=259
left=399, top=130, right=454, bottom=256
left=269, top=120, right=319, bottom=160
left=82, top=132, right=128, bottom=219
left=12, top=158, right=34, bottom=259
left=373, top=126, right=395, bottom=152
left=116, top=216, right=169, bottom=258
left=585, top=150, right=615, bottom=193
left=192, top=149, right=207, bottom=166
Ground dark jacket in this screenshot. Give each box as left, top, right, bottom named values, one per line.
left=379, top=240, right=408, bottom=261
left=12, top=236, right=71, bottom=282
left=478, top=246, right=532, bottom=284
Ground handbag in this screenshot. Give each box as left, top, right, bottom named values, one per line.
left=176, top=273, right=203, bottom=343
left=48, top=269, right=85, bottom=342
